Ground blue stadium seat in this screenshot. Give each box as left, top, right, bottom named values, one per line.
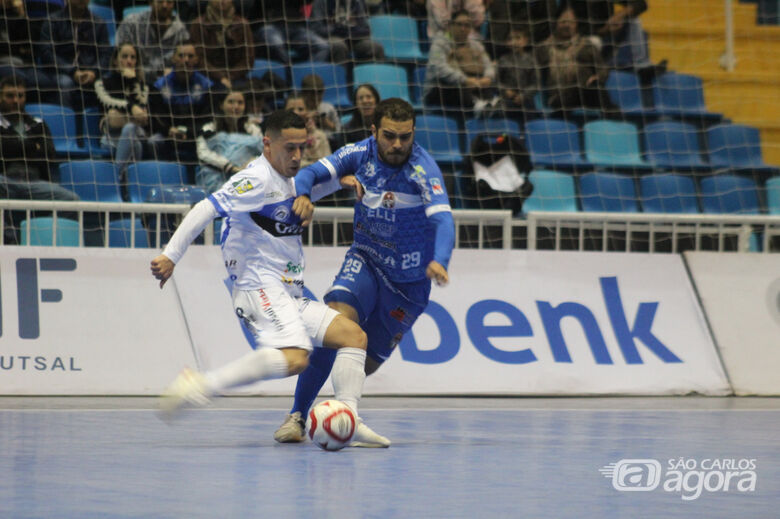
left=643, top=121, right=708, bottom=169
left=25, top=104, right=90, bottom=158
left=524, top=119, right=590, bottom=170
left=249, top=59, right=288, bottom=83
left=579, top=172, right=639, bottom=212
left=414, top=114, right=462, bottom=165
left=699, top=174, right=761, bottom=214
left=290, top=62, right=350, bottom=108
left=20, top=217, right=80, bottom=246
left=411, top=66, right=426, bottom=108
left=108, top=218, right=150, bottom=248
left=145, top=185, right=208, bottom=204
left=82, top=107, right=111, bottom=158
left=651, top=72, right=722, bottom=121
left=368, top=15, right=426, bottom=61
left=88, top=3, right=116, bottom=44
left=59, top=161, right=122, bottom=202
left=122, top=5, right=150, bottom=18
left=25, top=0, right=64, bottom=18
left=584, top=120, right=648, bottom=168
left=353, top=64, right=411, bottom=103
left=522, top=170, right=578, bottom=213
left=126, top=161, right=187, bottom=203
left=706, top=123, right=775, bottom=170
left=605, top=70, right=648, bottom=116
left=766, top=177, right=780, bottom=214
left=464, top=118, right=522, bottom=150
left=639, top=173, right=700, bottom=213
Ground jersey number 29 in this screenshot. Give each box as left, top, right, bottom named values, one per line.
left=401, top=252, right=421, bottom=269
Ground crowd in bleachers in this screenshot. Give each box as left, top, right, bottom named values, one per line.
left=0, top=0, right=778, bottom=247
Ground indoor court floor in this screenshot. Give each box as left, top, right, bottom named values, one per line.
left=0, top=396, right=777, bottom=519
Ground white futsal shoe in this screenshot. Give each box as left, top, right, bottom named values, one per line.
left=273, top=412, right=306, bottom=443
left=349, top=419, right=391, bottom=448
left=158, top=368, right=211, bottom=419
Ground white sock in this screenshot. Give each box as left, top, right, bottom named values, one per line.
left=205, top=347, right=289, bottom=392
left=331, top=347, right=366, bottom=415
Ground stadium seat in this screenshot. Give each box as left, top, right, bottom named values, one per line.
left=521, top=170, right=578, bottom=213
left=290, top=62, right=351, bottom=108
left=699, top=174, right=761, bottom=214
left=25, top=0, right=64, bottom=18
left=579, top=172, right=640, bottom=212
left=605, top=70, right=648, bottom=116
left=108, top=218, right=150, bottom=248
left=88, top=3, right=116, bottom=45
left=464, top=118, right=522, bottom=151
left=20, top=217, right=80, bottom=246
left=414, top=114, right=462, bottom=165
left=145, top=185, right=208, bottom=204
left=353, top=64, right=411, bottom=103
left=249, top=59, right=288, bottom=83
left=639, top=173, right=700, bottom=213
left=584, top=120, right=648, bottom=168
left=122, top=5, right=150, bottom=18
left=643, top=121, right=708, bottom=170
left=651, top=72, right=722, bottom=121
left=524, top=119, right=590, bottom=170
left=59, top=161, right=122, bottom=202
left=126, top=161, right=187, bottom=203
left=82, top=107, right=111, bottom=158
left=25, top=104, right=90, bottom=158
left=411, top=66, right=426, bottom=108
left=368, top=15, right=426, bottom=61
left=766, top=177, right=780, bottom=214
left=706, top=123, right=775, bottom=170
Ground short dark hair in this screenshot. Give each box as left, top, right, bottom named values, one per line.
left=451, top=9, right=471, bottom=22
left=0, top=75, right=26, bottom=90
left=264, top=109, right=306, bottom=136
left=373, top=98, right=415, bottom=128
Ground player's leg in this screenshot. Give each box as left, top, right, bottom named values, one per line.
left=159, top=287, right=313, bottom=418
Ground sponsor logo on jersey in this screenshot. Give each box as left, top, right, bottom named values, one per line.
left=232, top=178, right=254, bottom=194
left=266, top=191, right=282, bottom=199
left=273, top=205, right=290, bottom=221
left=430, top=178, right=443, bottom=195
left=281, top=276, right=304, bottom=288
left=285, top=261, right=303, bottom=274
left=381, top=192, right=395, bottom=209
left=390, top=307, right=406, bottom=322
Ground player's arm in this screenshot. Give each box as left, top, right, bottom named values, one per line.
left=150, top=198, right=219, bottom=288
left=426, top=211, right=455, bottom=286
left=295, top=144, right=364, bottom=202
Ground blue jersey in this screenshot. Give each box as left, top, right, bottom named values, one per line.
left=296, top=137, right=454, bottom=283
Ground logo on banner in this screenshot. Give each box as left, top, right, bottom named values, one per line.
left=600, top=458, right=757, bottom=500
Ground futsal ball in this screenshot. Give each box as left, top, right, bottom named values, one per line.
left=306, top=400, right=357, bottom=451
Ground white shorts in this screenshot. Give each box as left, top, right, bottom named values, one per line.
left=232, top=286, right=339, bottom=351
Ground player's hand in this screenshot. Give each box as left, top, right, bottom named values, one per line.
left=293, top=194, right=314, bottom=227
left=340, top=175, right=364, bottom=200
left=426, top=261, right=449, bottom=287
left=150, top=254, right=175, bottom=288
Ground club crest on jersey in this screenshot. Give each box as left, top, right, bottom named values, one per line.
left=363, top=161, right=377, bottom=178
left=273, top=205, right=290, bottom=222
left=430, top=178, right=443, bottom=195
left=232, top=178, right=254, bottom=195
left=381, top=192, right=395, bottom=209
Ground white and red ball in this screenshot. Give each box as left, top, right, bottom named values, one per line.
left=306, top=400, right=356, bottom=451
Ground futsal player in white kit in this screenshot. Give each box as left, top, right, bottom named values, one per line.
left=150, top=109, right=388, bottom=446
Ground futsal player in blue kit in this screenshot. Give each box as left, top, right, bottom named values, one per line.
left=274, top=98, right=456, bottom=447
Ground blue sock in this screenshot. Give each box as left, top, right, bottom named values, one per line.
left=290, top=347, right=337, bottom=416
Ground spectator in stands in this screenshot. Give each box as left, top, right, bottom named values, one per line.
left=189, top=0, right=253, bottom=90
left=284, top=93, right=330, bottom=167
left=37, top=0, right=112, bottom=109
left=424, top=10, right=498, bottom=117
left=310, top=0, right=385, bottom=64
left=0, top=0, right=58, bottom=103
left=426, top=0, right=484, bottom=39
left=300, top=73, right=340, bottom=144
left=0, top=76, right=79, bottom=242
left=338, top=83, right=379, bottom=147
left=116, top=0, right=189, bottom=84
left=488, top=0, right=557, bottom=50
left=195, top=90, right=263, bottom=192
left=254, top=2, right=332, bottom=65
left=534, top=4, right=620, bottom=117
left=497, top=27, right=540, bottom=122
left=387, top=0, right=426, bottom=19
left=148, top=42, right=220, bottom=165
left=95, top=43, right=151, bottom=181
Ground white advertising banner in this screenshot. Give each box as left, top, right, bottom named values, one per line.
left=175, top=247, right=731, bottom=396
left=684, top=252, right=780, bottom=395
left=0, top=246, right=197, bottom=394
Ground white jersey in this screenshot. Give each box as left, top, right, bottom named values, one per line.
left=208, top=155, right=306, bottom=295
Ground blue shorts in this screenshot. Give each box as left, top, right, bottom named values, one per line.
left=323, top=249, right=431, bottom=364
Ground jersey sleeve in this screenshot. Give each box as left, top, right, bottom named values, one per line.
left=207, top=168, right=267, bottom=217
left=412, top=149, right=453, bottom=217
left=295, top=142, right=367, bottom=201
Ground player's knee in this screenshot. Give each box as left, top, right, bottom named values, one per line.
left=285, top=349, right=310, bottom=375
left=342, top=318, right=367, bottom=351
